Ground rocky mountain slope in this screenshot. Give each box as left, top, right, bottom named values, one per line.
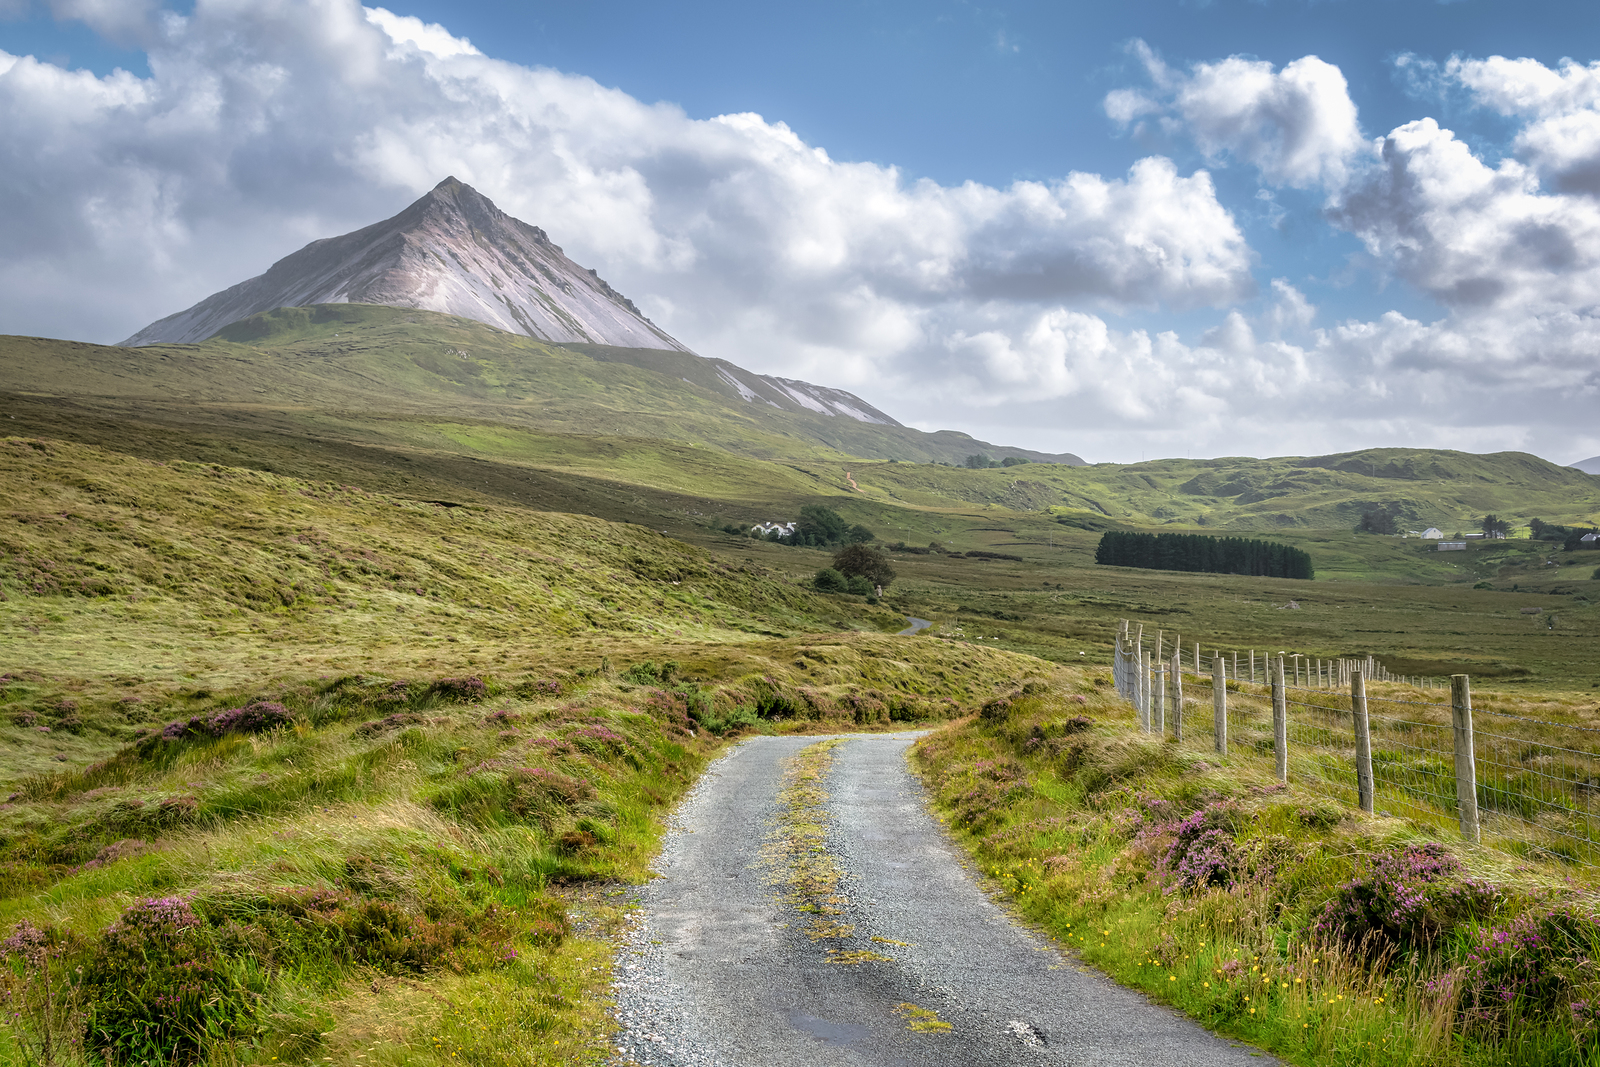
left=116, top=178, right=916, bottom=429
left=121, top=177, right=688, bottom=351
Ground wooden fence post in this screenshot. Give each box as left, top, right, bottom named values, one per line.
left=1170, top=649, right=1183, bottom=742
left=1452, top=675, right=1481, bottom=844
left=1232, top=651, right=1239, bottom=684
left=1135, top=627, right=1146, bottom=726
left=1138, top=649, right=1151, bottom=732
left=1272, top=655, right=1288, bottom=782
left=1154, top=661, right=1166, bottom=734
left=1114, top=623, right=1124, bottom=699
left=1250, top=649, right=1256, bottom=684
left=1212, top=654, right=1228, bottom=757
left=1352, top=669, right=1374, bottom=814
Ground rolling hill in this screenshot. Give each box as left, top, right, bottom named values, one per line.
left=2, top=303, right=1081, bottom=466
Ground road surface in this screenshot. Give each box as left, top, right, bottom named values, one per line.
left=610, top=733, right=1274, bottom=1066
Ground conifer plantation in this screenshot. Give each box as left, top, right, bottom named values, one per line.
left=1093, top=531, right=1315, bottom=580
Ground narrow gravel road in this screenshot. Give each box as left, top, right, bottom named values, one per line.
left=610, top=733, right=1275, bottom=1066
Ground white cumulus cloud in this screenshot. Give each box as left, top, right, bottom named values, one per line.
left=1330, top=117, right=1600, bottom=318
left=1107, top=41, right=1366, bottom=189
left=0, top=0, right=1255, bottom=444
left=6, top=5, right=1600, bottom=462
left=1444, top=55, right=1600, bottom=196
left=363, top=6, right=479, bottom=58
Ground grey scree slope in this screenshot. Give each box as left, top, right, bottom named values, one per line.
left=611, top=733, right=1275, bottom=1067
left=120, top=177, right=688, bottom=350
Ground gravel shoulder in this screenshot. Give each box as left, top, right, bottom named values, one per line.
left=611, top=733, right=1276, bottom=1066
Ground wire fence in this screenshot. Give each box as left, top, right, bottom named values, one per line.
left=1110, top=621, right=1600, bottom=865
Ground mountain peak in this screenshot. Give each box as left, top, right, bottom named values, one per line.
left=120, top=180, right=687, bottom=351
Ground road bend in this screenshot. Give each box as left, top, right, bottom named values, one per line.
left=610, top=733, right=1274, bottom=1066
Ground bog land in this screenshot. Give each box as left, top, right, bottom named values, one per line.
left=3, top=309, right=1600, bottom=1066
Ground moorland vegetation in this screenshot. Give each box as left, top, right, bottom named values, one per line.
left=3, top=304, right=1600, bottom=1064
left=915, top=676, right=1600, bottom=1067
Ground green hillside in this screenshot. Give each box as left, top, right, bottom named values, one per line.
left=848, top=449, right=1600, bottom=531
left=5, top=303, right=1600, bottom=698
left=5, top=305, right=1596, bottom=534
left=0, top=304, right=1074, bottom=467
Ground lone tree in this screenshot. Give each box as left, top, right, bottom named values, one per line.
left=845, top=524, right=875, bottom=544
left=832, top=544, right=896, bottom=590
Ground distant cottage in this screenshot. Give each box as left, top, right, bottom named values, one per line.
left=1420, top=527, right=1444, bottom=539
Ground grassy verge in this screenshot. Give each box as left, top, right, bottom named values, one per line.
left=0, top=670, right=719, bottom=1066
left=912, top=676, right=1600, bottom=1067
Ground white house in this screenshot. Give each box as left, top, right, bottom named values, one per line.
left=1583, top=532, right=1600, bottom=545
left=1420, top=527, right=1444, bottom=539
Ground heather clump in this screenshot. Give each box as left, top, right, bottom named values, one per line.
left=158, top=700, right=293, bottom=741
left=83, top=895, right=252, bottom=1067
left=1447, top=907, right=1600, bottom=1041
left=949, top=756, right=1030, bottom=832
left=206, top=700, right=292, bottom=735
left=1129, top=800, right=1241, bottom=894
left=567, top=722, right=630, bottom=757
left=1313, top=843, right=1500, bottom=964
left=1, top=919, right=86, bottom=1067
left=979, top=691, right=1017, bottom=722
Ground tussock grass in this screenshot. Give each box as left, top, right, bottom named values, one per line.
left=0, top=669, right=708, bottom=1066
left=0, top=622, right=1034, bottom=1063
left=914, top=678, right=1600, bottom=1067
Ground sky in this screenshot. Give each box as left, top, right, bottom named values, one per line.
left=3, top=0, right=1599, bottom=464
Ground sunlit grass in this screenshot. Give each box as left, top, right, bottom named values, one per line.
left=913, top=677, right=1600, bottom=1067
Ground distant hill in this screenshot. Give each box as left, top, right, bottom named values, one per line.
left=1571, top=455, right=1600, bottom=475
left=1019, top=449, right=1600, bottom=529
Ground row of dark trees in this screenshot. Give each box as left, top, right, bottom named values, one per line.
left=1095, top=531, right=1314, bottom=580
left=963, top=454, right=1033, bottom=469
left=1529, top=518, right=1600, bottom=549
